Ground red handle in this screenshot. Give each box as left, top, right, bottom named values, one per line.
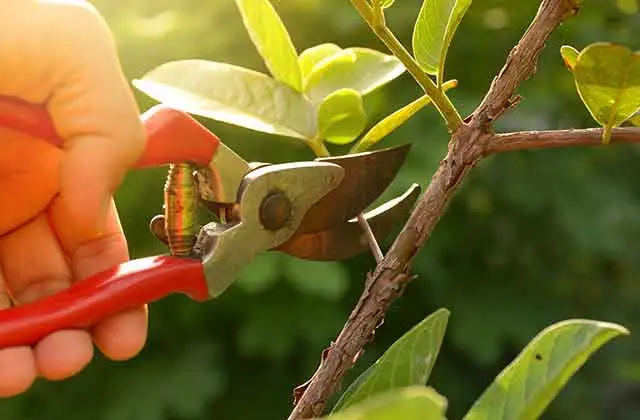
left=0, top=255, right=210, bottom=348
left=0, top=95, right=221, bottom=168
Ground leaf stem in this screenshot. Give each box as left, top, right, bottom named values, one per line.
left=349, top=0, right=464, bottom=133
left=307, top=135, right=331, bottom=157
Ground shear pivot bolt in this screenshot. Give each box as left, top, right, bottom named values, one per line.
left=260, top=191, right=291, bottom=231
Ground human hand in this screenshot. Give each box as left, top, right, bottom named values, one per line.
left=0, top=0, right=147, bottom=396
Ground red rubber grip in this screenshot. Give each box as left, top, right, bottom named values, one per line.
left=0, top=256, right=210, bottom=348
left=0, top=96, right=221, bottom=168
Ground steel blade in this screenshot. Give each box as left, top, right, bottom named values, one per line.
left=297, top=143, right=411, bottom=234
left=275, top=183, right=420, bottom=260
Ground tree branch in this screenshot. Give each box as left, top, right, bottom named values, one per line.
left=487, top=127, right=640, bottom=153
left=287, top=1, right=583, bottom=418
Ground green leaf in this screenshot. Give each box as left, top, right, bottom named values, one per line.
left=560, top=45, right=579, bottom=71
left=351, top=79, right=458, bottom=153
left=412, top=0, right=473, bottom=85
left=320, top=387, right=447, bottom=420
left=304, top=48, right=405, bottom=103
left=629, top=113, right=640, bottom=126
left=463, top=319, right=629, bottom=420
left=317, top=88, right=367, bottom=145
left=233, top=0, right=302, bottom=91
left=133, top=60, right=316, bottom=139
left=299, top=43, right=343, bottom=80
left=332, top=308, right=450, bottom=412
left=573, top=42, right=640, bottom=144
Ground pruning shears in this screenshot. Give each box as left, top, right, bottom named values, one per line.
left=0, top=98, right=420, bottom=349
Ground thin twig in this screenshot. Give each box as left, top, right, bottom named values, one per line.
left=288, top=1, right=582, bottom=418
left=356, top=213, right=383, bottom=263
left=487, top=127, right=640, bottom=153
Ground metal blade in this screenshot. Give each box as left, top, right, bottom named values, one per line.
left=296, top=143, right=412, bottom=234
left=275, top=183, right=420, bottom=260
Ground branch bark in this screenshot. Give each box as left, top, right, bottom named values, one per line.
left=288, top=1, right=585, bottom=418
left=487, top=127, right=640, bottom=153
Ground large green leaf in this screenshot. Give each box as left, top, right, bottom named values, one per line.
left=463, top=319, right=629, bottom=420
left=320, top=387, right=447, bottom=420
left=304, top=48, right=405, bottom=103
left=332, top=308, right=450, bottom=412
left=573, top=42, right=640, bottom=143
left=412, top=0, right=473, bottom=84
left=351, top=79, right=457, bottom=153
left=233, top=0, right=302, bottom=91
left=133, top=60, right=316, bottom=139
left=317, top=88, right=367, bottom=145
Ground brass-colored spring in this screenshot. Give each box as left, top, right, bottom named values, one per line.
left=163, top=163, right=199, bottom=256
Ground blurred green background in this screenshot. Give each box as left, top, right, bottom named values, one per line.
left=3, top=0, right=640, bottom=419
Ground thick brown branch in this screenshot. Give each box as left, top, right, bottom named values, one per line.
left=287, top=1, right=581, bottom=418
left=487, top=127, right=640, bottom=153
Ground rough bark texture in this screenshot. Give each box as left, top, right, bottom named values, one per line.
left=286, top=1, right=614, bottom=418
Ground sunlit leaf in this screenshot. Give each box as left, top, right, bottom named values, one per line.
left=351, top=79, right=458, bottom=153
left=304, top=48, right=405, bottom=103
left=333, top=309, right=450, bottom=412
left=573, top=42, right=640, bottom=143
left=133, top=60, right=316, bottom=139
left=463, top=319, right=629, bottom=420
left=233, top=0, right=302, bottom=91
left=320, top=387, right=447, bottom=420
left=412, top=0, right=473, bottom=84
left=629, top=112, right=640, bottom=126
left=560, top=45, right=579, bottom=71
left=317, top=88, right=367, bottom=145
left=299, top=43, right=343, bottom=80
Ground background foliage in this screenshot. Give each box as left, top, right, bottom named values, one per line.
left=2, top=1, right=640, bottom=419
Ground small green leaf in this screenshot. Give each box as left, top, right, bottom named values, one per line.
left=560, top=45, right=579, bottom=71
left=463, top=319, right=629, bottom=420
left=304, top=48, right=405, bottom=103
left=133, top=60, right=316, bottom=139
left=573, top=42, right=640, bottom=144
left=320, top=387, right=447, bottom=420
left=299, top=43, right=343, bottom=80
left=233, top=0, right=302, bottom=91
left=412, top=0, right=473, bottom=85
left=351, top=79, right=458, bottom=153
left=317, top=88, right=367, bottom=145
left=333, top=309, right=450, bottom=412
left=629, top=113, right=640, bottom=126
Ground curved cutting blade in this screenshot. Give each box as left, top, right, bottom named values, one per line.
left=275, top=183, right=420, bottom=260
left=297, top=143, right=411, bottom=234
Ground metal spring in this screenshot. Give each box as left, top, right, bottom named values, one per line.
left=164, top=163, right=199, bottom=256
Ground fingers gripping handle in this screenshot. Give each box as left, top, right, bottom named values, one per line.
left=0, top=256, right=209, bottom=348
left=0, top=96, right=221, bottom=168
